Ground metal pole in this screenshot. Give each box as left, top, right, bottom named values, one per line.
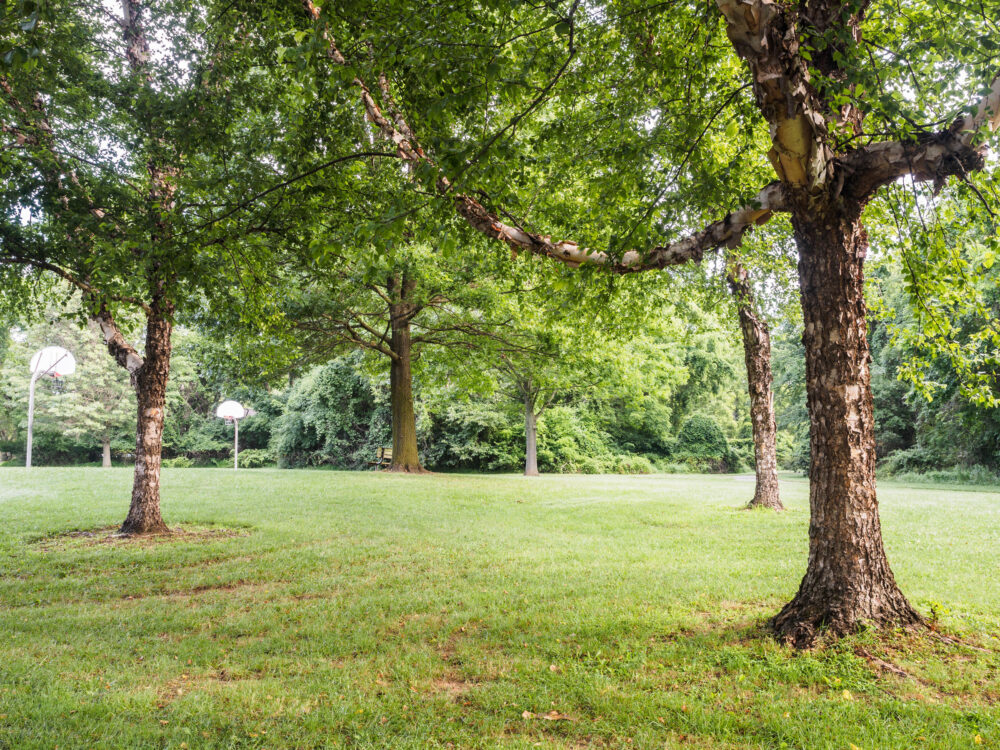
left=26, top=371, right=39, bottom=469
left=234, top=419, right=239, bottom=471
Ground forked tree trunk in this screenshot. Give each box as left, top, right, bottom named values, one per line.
left=771, top=205, right=921, bottom=646
left=524, top=394, right=539, bottom=476
left=727, top=262, right=783, bottom=511
left=387, top=279, right=424, bottom=473
left=102, top=436, right=112, bottom=468
left=120, top=313, right=172, bottom=535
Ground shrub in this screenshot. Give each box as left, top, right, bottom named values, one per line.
left=886, top=464, right=1000, bottom=485
left=878, top=446, right=941, bottom=476
left=537, top=406, right=613, bottom=473
left=423, top=401, right=522, bottom=472
left=672, top=415, right=741, bottom=472
left=236, top=448, right=275, bottom=469
left=610, top=454, right=654, bottom=474
left=162, top=456, right=194, bottom=468
left=272, top=358, right=390, bottom=468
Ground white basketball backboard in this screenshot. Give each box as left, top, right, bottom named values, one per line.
left=29, top=346, right=76, bottom=377
left=216, top=400, right=247, bottom=420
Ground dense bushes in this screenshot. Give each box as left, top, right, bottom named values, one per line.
left=669, top=414, right=743, bottom=473
left=272, top=359, right=391, bottom=468
left=423, top=402, right=522, bottom=471
left=236, top=448, right=276, bottom=468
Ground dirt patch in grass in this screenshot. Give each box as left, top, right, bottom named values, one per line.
left=155, top=667, right=262, bottom=709
left=430, top=674, right=479, bottom=699
left=34, top=524, right=251, bottom=550
left=121, top=579, right=278, bottom=602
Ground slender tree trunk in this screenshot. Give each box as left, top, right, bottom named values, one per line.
left=120, top=312, right=172, bottom=535
left=727, top=262, right=783, bottom=511
left=102, top=436, right=112, bottom=468
left=524, top=393, right=539, bottom=476
left=387, top=277, right=423, bottom=473
left=771, top=204, right=921, bottom=646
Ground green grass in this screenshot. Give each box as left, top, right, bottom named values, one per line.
left=1, top=469, right=999, bottom=749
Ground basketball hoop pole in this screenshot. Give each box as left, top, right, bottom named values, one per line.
left=215, top=400, right=247, bottom=471
left=26, top=368, right=40, bottom=469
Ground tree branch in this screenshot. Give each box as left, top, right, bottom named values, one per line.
left=94, top=303, right=145, bottom=377
left=840, top=75, right=1000, bottom=199
left=0, top=252, right=153, bottom=314
left=300, top=3, right=788, bottom=271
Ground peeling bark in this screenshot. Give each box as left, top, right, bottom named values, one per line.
left=95, top=305, right=144, bottom=378
left=727, top=261, right=782, bottom=511
left=298, top=1, right=787, bottom=271
left=120, top=309, right=172, bottom=535
left=771, top=202, right=922, bottom=646
left=714, top=0, right=938, bottom=643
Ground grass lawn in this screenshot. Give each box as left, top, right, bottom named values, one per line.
left=1, top=469, right=999, bottom=749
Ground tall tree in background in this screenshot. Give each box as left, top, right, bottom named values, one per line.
left=295, top=0, right=999, bottom=643
left=455, top=272, right=685, bottom=477
left=284, top=245, right=513, bottom=472
left=288, top=265, right=428, bottom=472
left=726, top=259, right=782, bottom=510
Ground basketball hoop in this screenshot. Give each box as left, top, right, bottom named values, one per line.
left=26, top=346, right=76, bottom=468
left=30, top=346, right=76, bottom=378
left=216, top=400, right=248, bottom=471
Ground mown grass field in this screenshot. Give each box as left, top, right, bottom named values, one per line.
left=1, top=468, right=999, bottom=749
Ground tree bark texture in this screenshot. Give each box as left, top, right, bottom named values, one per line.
left=102, top=436, right=112, bottom=469
left=727, top=262, right=782, bottom=511
left=388, top=276, right=424, bottom=473
left=771, top=203, right=922, bottom=645
left=524, top=394, right=539, bottom=477
left=120, top=312, right=172, bottom=535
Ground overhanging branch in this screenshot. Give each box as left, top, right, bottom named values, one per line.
left=841, top=75, right=1000, bottom=199
left=301, top=2, right=788, bottom=271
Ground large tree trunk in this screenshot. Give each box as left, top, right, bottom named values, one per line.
left=388, top=278, right=424, bottom=473
left=524, top=394, right=539, bottom=477
left=120, top=313, right=172, bottom=535
left=771, top=205, right=921, bottom=646
left=102, top=436, right=112, bottom=469
left=727, top=262, right=783, bottom=511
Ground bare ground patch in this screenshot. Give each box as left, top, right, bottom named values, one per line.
left=34, top=524, right=251, bottom=550
left=154, top=667, right=263, bottom=709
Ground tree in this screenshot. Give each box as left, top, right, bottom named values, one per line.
left=287, top=263, right=426, bottom=471
left=482, top=314, right=616, bottom=477
left=282, top=244, right=514, bottom=472
left=455, top=275, right=685, bottom=476
left=1, top=1, right=288, bottom=532
left=727, top=259, right=782, bottom=509
left=294, top=0, right=999, bottom=643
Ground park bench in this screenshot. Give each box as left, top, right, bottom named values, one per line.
left=370, top=446, right=392, bottom=468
